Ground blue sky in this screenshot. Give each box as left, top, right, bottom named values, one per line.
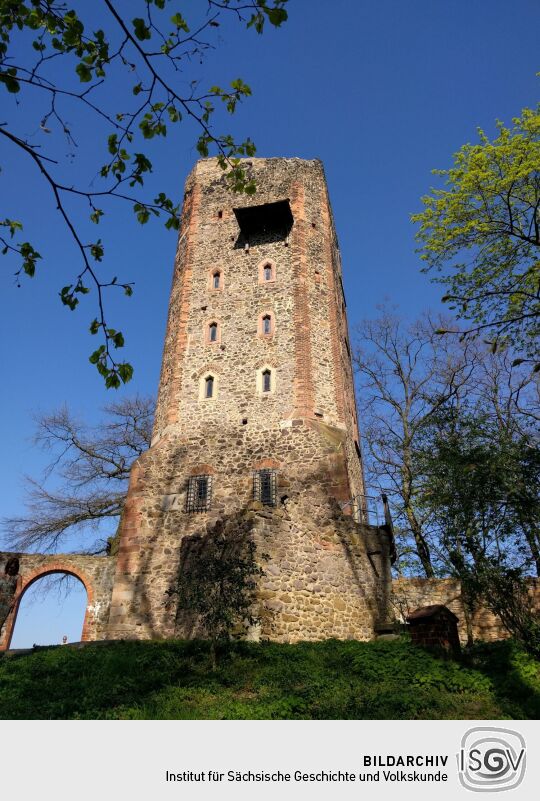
left=1, top=0, right=539, bottom=645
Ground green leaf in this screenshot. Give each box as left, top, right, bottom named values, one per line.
left=111, top=331, right=125, bottom=349
left=132, top=18, right=151, bottom=41
left=0, top=72, right=21, bottom=93
left=75, top=62, right=92, bottom=82
left=89, top=345, right=105, bottom=364
left=90, top=241, right=104, bottom=261
left=266, top=7, right=288, bottom=27
left=59, top=285, right=78, bottom=310
left=133, top=203, right=150, bottom=224
left=170, top=12, right=189, bottom=32
left=105, top=373, right=121, bottom=389
left=118, top=362, right=134, bottom=383
left=1, top=219, right=23, bottom=237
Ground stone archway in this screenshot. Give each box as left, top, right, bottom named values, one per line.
left=4, top=564, right=93, bottom=650
left=0, top=553, right=116, bottom=651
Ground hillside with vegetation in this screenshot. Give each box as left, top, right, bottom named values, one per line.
left=0, top=637, right=538, bottom=720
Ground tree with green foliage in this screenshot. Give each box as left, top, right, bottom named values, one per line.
left=417, top=413, right=540, bottom=576
left=0, top=0, right=288, bottom=387
left=413, top=105, right=540, bottom=366
left=355, top=307, right=540, bottom=586
left=469, top=560, right=540, bottom=660
left=415, top=407, right=540, bottom=654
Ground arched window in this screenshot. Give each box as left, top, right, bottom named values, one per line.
left=256, top=365, right=275, bottom=395
left=258, top=312, right=274, bottom=338
left=258, top=259, right=276, bottom=284
left=199, top=371, right=219, bottom=400
left=205, top=320, right=221, bottom=345
left=209, top=268, right=223, bottom=291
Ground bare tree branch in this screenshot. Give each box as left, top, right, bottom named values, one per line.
left=1, top=395, right=154, bottom=553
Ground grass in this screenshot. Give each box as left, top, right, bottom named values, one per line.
left=0, top=637, right=538, bottom=720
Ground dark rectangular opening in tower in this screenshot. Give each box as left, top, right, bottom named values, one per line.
left=233, top=199, right=293, bottom=239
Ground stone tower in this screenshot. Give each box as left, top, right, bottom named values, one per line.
left=106, top=157, right=393, bottom=642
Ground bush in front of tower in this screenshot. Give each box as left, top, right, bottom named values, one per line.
left=169, top=522, right=269, bottom=669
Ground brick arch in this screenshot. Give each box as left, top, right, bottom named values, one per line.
left=196, top=363, right=222, bottom=378
left=189, top=463, right=215, bottom=476
left=2, top=563, right=94, bottom=651
left=253, top=458, right=281, bottom=470
left=254, top=358, right=278, bottom=370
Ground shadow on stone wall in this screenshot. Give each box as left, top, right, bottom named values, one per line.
left=172, top=512, right=268, bottom=640
left=106, top=439, right=395, bottom=643
left=166, top=470, right=394, bottom=642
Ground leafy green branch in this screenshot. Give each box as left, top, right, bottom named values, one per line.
left=413, top=105, right=540, bottom=366
left=0, top=0, right=288, bottom=385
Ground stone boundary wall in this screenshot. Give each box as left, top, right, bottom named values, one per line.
left=0, top=552, right=116, bottom=650
left=392, top=577, right=540, bottom=644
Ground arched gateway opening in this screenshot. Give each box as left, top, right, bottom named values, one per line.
left=4, top=566, right=93, bottom=650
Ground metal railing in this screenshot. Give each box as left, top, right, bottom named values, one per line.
left=339, top=493, right=397, bottom=562
left=339, top=493, right=382, bottom=525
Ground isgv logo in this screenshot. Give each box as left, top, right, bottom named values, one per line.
left=458, top=727, right=526, bottom=792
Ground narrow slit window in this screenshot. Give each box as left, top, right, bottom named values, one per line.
left=205, top=375, right=214, bottom=398
left=262, top=314, right=272, bottom=335
left=186, top=475, right=212, bottom=512
left=212, top=271, right=221, bottom=289
left=253, top=469, right=277, bottom=507
left=209, top=322, right=218, bottom=342
left=263, top=264, right=272, bottom=281
left=262, top=369, right=272, bottom=392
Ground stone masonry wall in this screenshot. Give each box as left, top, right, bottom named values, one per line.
left=106, top=418, right=393, bottom=641
left=106, top=158, right=391, bottom=641
left=0, top=552, right=116, bottom=650
left=174, top=501, right=392, bottom=642
left=393, top=577, right=540, bottom=644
